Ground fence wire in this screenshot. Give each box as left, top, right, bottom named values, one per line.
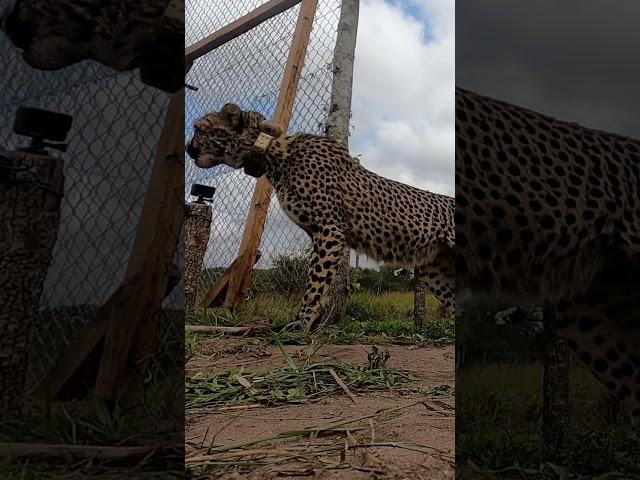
left=185, top=0, right=342, bottom=323
left=0, top=35, right=182, bottom=392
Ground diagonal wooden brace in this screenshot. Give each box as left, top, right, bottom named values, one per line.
left=201, top=0, right=318, bottom=312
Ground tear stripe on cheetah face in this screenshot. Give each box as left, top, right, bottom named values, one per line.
left=456, top=87, right=640, bottom=418
left=1, top=0, right=183, bottom=92
left=188, top=105, right=456, bottom=330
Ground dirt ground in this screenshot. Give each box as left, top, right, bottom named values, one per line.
left=186, top=338, right=455, bottom=480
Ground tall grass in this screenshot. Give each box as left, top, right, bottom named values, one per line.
left=187, top=291, right=454, bottom=346
left=457, top=362, right=640, bottom=477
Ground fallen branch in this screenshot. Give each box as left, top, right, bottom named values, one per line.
left=185, top=325, right=269, bottom=334
left=0, top=442, right=181, bottom=460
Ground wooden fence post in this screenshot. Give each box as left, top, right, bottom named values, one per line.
left=0, top=151, right=63, bottom=410
left=542, top=305, right=570, bottom=456
left=203, top=0, right=319, bottom=310
left=413, top=276, right=427, bottom=327
left=34, top=92, right=185, bottom=404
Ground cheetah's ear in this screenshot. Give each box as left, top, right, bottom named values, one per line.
left=221, top=103, right=243, bottom=129
left=258, top=120, right=283, bottom=138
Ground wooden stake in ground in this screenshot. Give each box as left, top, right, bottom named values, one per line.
left=542, top=304, right=570, bottom=456
left=0, top=151, right=63, bottom=411
left=184, top=202, right=212, bottom=309
left=413, top=273, right=427, bottom=327
left=203, top=0, right=319, bottom=310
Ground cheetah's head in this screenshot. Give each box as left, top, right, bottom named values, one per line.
left=186, top=103, right=283, bottom=177
left=0, top=0, right=184, bottom=92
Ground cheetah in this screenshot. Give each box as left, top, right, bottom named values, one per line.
left=0, top=0, right=183, bottom=92
left=456, top=87, right=640, bottom=419
left=186, top=103, right=455, bottom=331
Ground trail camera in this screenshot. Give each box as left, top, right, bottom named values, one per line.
left=13, top=106, right=72, bottom=154
left=190, top=183, right=215, bottom=204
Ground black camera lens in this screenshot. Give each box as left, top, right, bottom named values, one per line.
left=190, top=183, right=215, bottom=200
left=13, top=107, right=72, bottom=142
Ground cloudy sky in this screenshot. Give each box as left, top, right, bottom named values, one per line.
left=457, top=0, right=640, bottom=139
left=351, top=0, right=454, bottom=196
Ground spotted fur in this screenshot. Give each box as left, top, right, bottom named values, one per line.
left=187, top=104, right=455, bottom=330
left=0, top=0, right=183, bottom=92
left=456, top=87, right=640, bottom=419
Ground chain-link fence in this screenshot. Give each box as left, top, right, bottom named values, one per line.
left=185, top=0, right=342, bottom=323
left=0, top=35, right=182, bottom=393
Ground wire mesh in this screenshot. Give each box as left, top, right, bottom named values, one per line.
left=185, top=0, right=342, bottom=323
left=0, top=35, right=182, bottom=391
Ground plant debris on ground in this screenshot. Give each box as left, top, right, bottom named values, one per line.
left=186, top=399, right=454, bottom=479
left=186, top=362, right=452, bottom=409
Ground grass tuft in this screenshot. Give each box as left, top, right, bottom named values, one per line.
left=185, top=362, right=451, bottom=409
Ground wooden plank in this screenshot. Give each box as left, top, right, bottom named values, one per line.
left=35, top=93, right=185, bottom=403
left=33, top=286, right=111, bottom=401
left=185, top=0, right=302, bottom=64
left=95, top=92, right=185, bottom=402
left=184, top=325, right=270, bottom=334
left=203, top=250, right=262, bottom=308
left=202, top=258, right=236, bottom=307
left=224, top=0, right=318, bottom=310
left=124, top=93, right=183, bottom=277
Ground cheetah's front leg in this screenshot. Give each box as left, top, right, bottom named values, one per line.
left=293, top=226, right=346, bottom=332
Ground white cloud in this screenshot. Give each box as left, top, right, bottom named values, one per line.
left=350, top=0, right=454, bottom=196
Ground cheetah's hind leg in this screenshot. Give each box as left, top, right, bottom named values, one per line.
left=415, top=246, right=456, bottom=318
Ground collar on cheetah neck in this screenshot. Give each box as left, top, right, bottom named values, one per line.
left=254, top=132, right=274, bottom=152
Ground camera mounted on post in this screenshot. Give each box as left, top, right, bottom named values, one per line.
left=190, top=183, right=215, bottom=204
left=13, top=107, right=73, bottom=154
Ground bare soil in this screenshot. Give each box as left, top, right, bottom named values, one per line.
left=186, top=338, right=455, bottom=480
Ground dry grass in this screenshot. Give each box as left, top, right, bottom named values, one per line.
left=186, top=399, right=454, bottom=478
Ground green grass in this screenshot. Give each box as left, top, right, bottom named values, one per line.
left=186, top=336, right=452, bottom=409
left=187, top=291, right=454, bottom=347
left=1, top=308, right=184, bottom=478
left=457, top=362, right=640, bottom=478
left=185, top=363, right=430, bottom=408
left=0, top=389, right=184, bottom=478
left=185, top=330, right=207, bottom=361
